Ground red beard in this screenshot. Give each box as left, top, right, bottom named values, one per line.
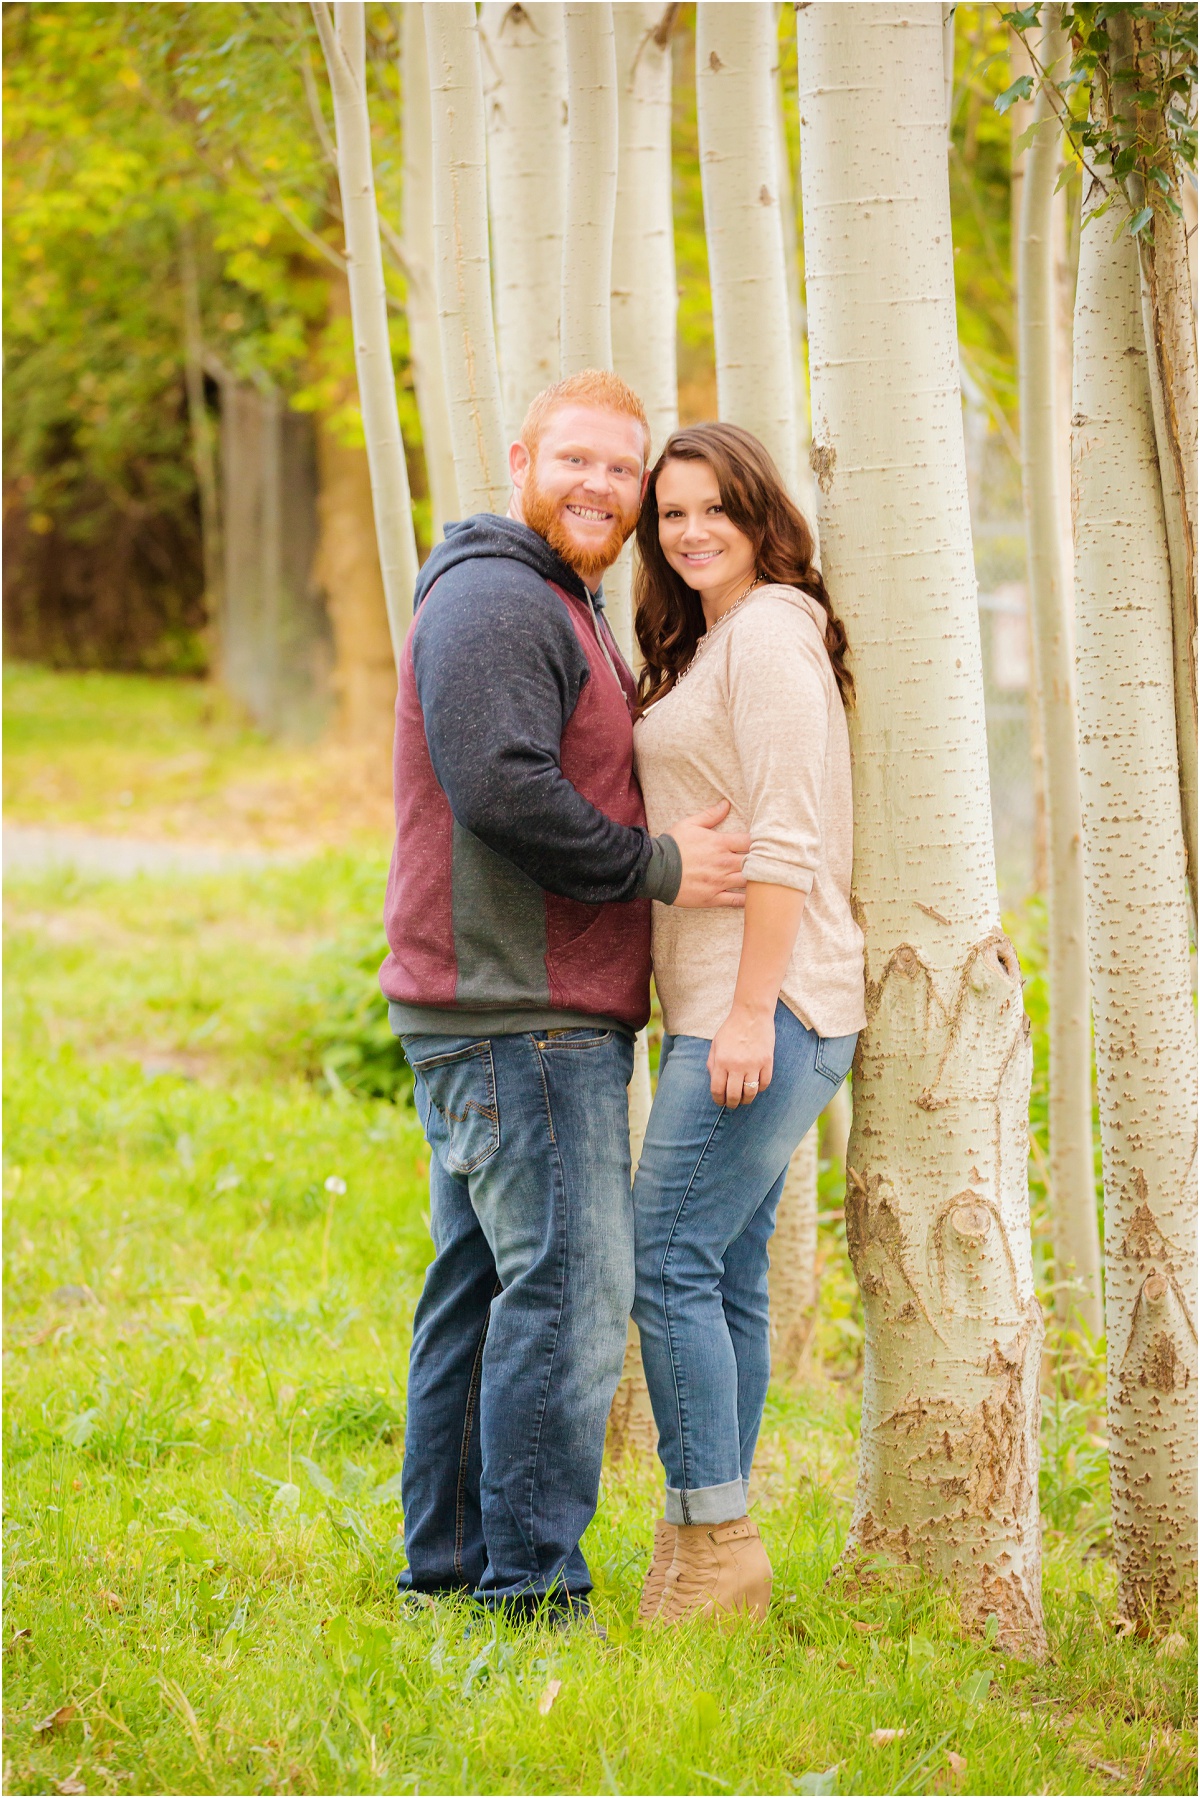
left=520, top=469, right=638, bottom=583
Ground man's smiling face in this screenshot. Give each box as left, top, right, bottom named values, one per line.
left=509, top=403, right=648, bottom=584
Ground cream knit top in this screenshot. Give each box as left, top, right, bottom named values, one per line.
left=633, top=582, right=866, bottom=1041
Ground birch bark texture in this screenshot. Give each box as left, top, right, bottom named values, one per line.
left=480, top=2, right=567, bottom=438
left=561, top=2, right=618, bottom=374
left=772, top=35, right=817, bottom=526
left=425, top=2, right=509, bottom=516
left=401, top=2, right=459, bottom=542
left=1109, top=11, right=1199, bottom=915
left=607, top=0, right=679, bottom=664
left=611, top=1, right=678, bottom=455
left=312, top=0, right=418, bottom=663
left=696, top=2, right=798, bottom=497
left=1016, top=14, right=1100, bottom=1338
left=1072, top=177, right=1198, bottom=1624
left=796, top=2, right=1045, bottom=1656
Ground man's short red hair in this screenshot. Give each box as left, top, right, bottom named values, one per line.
left=519, top=369, right=651, bottom=463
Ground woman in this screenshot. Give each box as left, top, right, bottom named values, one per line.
left=630, top=423, right=865, bottom=1627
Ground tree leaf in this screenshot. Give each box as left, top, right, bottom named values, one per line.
left=1128, top=206, right=1154, bottom=236
left=537, top=1678, right=562, bottom=1716
left=957, top=1668, right=993, bottom=1705
left=795, top=1770, right=839, bottom=1796
left=995, top=74, right=1035, bottom=114
left=295, top=1454, right=336, bottom=1498
left=267, top=1481, right=302, bottom=1523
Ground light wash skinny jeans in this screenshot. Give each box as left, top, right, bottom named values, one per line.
left=632, top=1001, right=856, bottom=1526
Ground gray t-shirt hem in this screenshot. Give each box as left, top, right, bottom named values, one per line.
left=388, top=1000, right=636, bottom=1041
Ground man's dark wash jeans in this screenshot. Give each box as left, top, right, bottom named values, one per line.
left=399, top=1026, right=635, bottom=1613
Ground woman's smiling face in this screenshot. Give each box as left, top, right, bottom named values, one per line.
left=655, top=457, right=757, bottom=612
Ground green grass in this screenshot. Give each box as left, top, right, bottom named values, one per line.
left=4, top=671, right=1196, bottom=1795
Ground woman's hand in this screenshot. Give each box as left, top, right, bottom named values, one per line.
left=707, top=1002, right=775, bottom=1107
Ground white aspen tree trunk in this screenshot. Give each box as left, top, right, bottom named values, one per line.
left=941, top=3, right=956, bottom=142
left=607, top=0, right=679, bottom=665
left=479, top=1, right=567, bottom=439
left=773, top=24, right=817, bottom=527
left=311, top=0, right=417, bottom=662
left=425, top=2, right=510, bottom=516
left=797, top=2, right=1045, bottom=1657
left=401, top=2, right=460, bottom=542
left=1111, top=13, right=1198, bottom=915
left=561, top=1, right=618, bottom=374
left=1072, top=173, right=1198, bottom=1626
left=770, top=1125, right=820, bottom=1380
left=608, top=1034, right=660, bottom=1460
left=1016, top=13, right=1101, bottom=1339
left=696, top=2, right=798, bottom=497
left=603, top=6, right=680, bottom=1465
left=611, top=1, right=678, bottom=457
left=822, top=1081, right=851, bottom=1169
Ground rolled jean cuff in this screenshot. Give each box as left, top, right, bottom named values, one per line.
left=664, top=1478, right=749, bottom=1526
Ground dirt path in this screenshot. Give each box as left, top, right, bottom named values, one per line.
left=3, top=824, right=295, bottom=880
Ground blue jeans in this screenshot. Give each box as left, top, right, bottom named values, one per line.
left=632, top=1002, right=856, bottom=1525
left=399, top=1026, right=635, bottom=1613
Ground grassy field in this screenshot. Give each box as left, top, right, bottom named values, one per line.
left=3, top=668, right=1196, bottom=1796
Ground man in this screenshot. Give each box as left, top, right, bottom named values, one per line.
left=381, top=369, right=748, bottom=1622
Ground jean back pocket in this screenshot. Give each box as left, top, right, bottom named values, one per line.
left=407, top=1041, right=500, bottom=1174
left=815, top=1031, right=857, bottom=1087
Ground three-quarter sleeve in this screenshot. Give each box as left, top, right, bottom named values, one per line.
left=724, top=598, right=831, bottom=892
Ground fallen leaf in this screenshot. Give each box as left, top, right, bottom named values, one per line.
left=946, top=1749, right=968, bottom=1783
left=836, top=1658, right=853, bottom=1671
left=55, top=1774, right=86, bottom=1796
left=869, top=1727, right=906, bottom=1746
left=99, top=1591, right=123, bottom=1612
left=4, top=1628, right=31, bottom=1651
left=34, top=1704, right=77, bottom=1735
left=537, top=1678, right=562, bottom=1716
left=1156, top=1631, right=1187, bottom=1660
left=852, top=1620, right=882, bottom=1633
left=1110, top=1615, right=1136, bottom=1638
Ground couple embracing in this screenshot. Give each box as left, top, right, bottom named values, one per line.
left=380, top=370, right=865, bottom=1630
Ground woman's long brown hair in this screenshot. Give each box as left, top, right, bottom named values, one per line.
left=633, top=422, right=853, bottom=712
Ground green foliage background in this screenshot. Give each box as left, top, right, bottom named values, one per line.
left=4, top=2, right=1029, bottom=670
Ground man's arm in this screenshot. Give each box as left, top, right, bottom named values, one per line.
left=413, top=563, right=747, bottom=907
left=413, top=562, right=670, bottom=903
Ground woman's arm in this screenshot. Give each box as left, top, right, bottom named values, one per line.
left=707, top=881, right=805, bottom=1106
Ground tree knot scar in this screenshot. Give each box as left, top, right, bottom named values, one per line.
left=1142, top=1330, right=1180, bottom=1393
left=809, top=441, right=837, bottom=494
left=950, top=1201, right=991, bottom=1242
left=758, top=184, right=774, bottom=206
left=917, top=1087, right=951, bottom=1112
left=915, top=901, right=951, bottom=925
left=893, top=944, right=923, bottom=979
left=1121, top=1198, right=1176, bottom=1267
left=708, top=50, right=723, bottom=72
left=1143, top=1273, right=1168, bottom=1304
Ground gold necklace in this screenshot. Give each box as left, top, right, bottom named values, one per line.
left=674, top=574, right=766, bottom=686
